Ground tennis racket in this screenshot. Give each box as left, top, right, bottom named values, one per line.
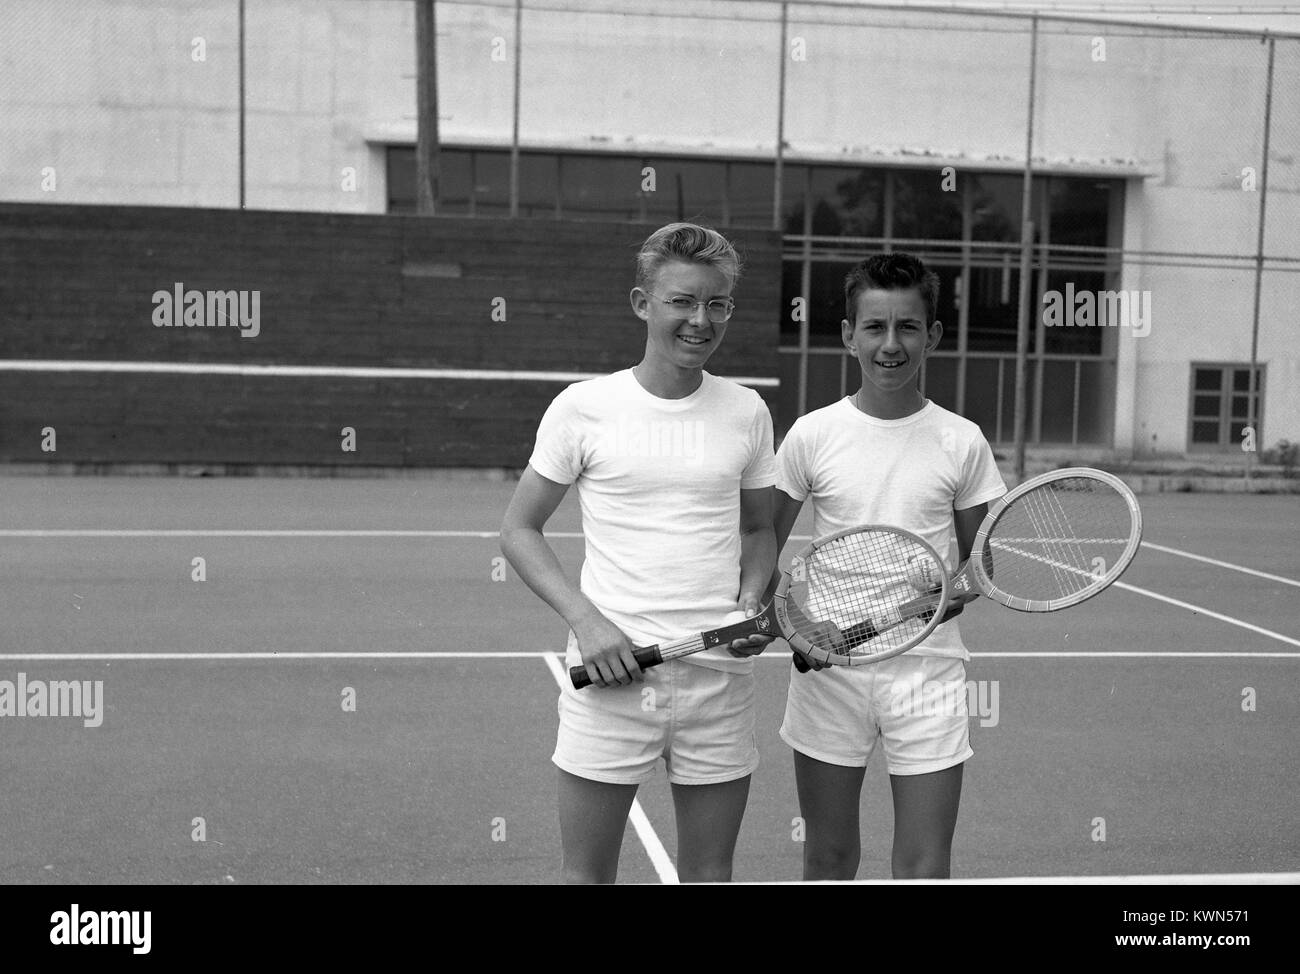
left=791, top=467, right=1143, bottom=671
left=569, top=526, right=951, bottom=689
left=933, top=465, right=1142, bottom=610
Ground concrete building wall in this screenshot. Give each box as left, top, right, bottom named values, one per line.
left=3, top=0, right=1297, bottom=456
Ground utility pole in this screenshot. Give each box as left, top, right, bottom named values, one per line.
left=415, top=1, right=440, bottom=214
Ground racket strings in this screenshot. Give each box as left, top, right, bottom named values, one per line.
left=987, top=476, right=1137, bottom=604
left=1023, top=486, right=1088, bottom=594
left=789, top=530, right=940, bottom=658
left=1044, top=485, right=1095, bottom=577
left=998, top=484, right=1094, bottom=598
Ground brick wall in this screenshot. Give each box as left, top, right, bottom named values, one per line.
left=0, top=205, right=781, bottom=467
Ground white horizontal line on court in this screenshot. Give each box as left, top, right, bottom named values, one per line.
left=0, top=651, right=1293, bottom=662
left=791, top=534, right=1300, bottom=590
left=0, top=652, right=549, bottom=661
left=759, top=872, right=1300, bottom=886
left=969, top=651, right=1298, bottom=658
left=13, top=531, right=1294, bottom=610
left=0, top=529, right=584, bottom=539
left=0, top=359, right=778, bottom=388
left=1141, top=540, right=1300, bottom=589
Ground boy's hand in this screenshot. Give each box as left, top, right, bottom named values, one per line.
left=792, top=647, right=828, bottom=672
left=727, top=592, right=775, bottom=658
left=912, top=571, right=980, bottom=625
left=794, top=590, right=972, bottom=675
left=937, top=589, right=980, bottom=624
left=572, top=611, right=643, bottom=688
left=792, top=618, right=844, bottom=672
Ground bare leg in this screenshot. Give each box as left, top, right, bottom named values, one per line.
left=670, top=775, right=751, bottom=883
left=889, top=763, right=963, bottom=879
left=557, top=769, right=639, bottom=884
left=793, top=749, right=868, bottom=881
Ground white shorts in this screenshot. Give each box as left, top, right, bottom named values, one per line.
left=779, top=654, right=973, bottom=775
left=553, top=656, right=759, bottom=787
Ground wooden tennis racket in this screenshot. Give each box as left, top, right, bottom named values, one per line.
left=570, top=525, right=950, bottom=688
left=791, top=466, right=1143, bottom=671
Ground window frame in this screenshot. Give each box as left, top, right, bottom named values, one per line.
left=1187, top=362, right=1266, bottom=452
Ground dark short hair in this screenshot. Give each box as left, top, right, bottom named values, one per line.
left=843, top=252, right=940, bottom=326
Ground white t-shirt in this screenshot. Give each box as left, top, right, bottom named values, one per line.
left=775, top=398, right=1006, bottom=659
left=529, top=369, right=777, bottom=673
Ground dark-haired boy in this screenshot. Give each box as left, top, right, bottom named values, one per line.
left=772, top=253, right=1006, bottom=880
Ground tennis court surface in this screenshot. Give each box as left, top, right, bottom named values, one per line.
left=0, top=474, right=1296, bottom=884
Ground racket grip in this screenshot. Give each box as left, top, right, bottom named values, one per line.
left=792, top=652, right=811, bottom=673
left=569, top=645, right=664, bottom=689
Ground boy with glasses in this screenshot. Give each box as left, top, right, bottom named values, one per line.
left=500, top=223, right=777, bottom=884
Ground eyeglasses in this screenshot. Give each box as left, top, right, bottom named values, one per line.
left=646, top=292, right=736, bottom=324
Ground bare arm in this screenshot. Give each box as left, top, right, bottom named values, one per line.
left=727, top=486, right=778, bottom=657
left=761, top=488, right=805, bottom=603
left=737, top=486, right=777, bottom=611
left=499, top=466, right=642, bottom=687
left=940, top=502, right=990, bottom=622
left=768, top=489, right=828, bottom=671
left=773, top=489, right=805, bottom=557
left=953, top=503, right=987, bottom=565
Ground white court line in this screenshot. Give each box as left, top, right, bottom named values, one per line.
left=794, top=533, right=1300, bottom=650
left=749, top=872, right=1300, bottom=886
left=794, top=533, right=1300, bottom=590
left=8, top=530, right=1291, bottom=596
left=968, top=651, right=1297, bottom=658
left=540, top=653, right=679, bottom=886
left=4, top=531, right=1295, bottom=649
left=1112, top=579, right=1300, bottom=649
left=0, top=652, right=550, bottom=661
left=1140, top=541, right=1300, bottom=589
left=3, top=530, right=1291, bottom=573
left=0, top=651, right=1293, bottom=662
left=908, top=542, right=1300, bottom=651
left=0, top=530, right=585, bottom=539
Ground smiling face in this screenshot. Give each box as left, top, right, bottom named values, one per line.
left=843, top=286, right=942, bottom=417
left=630, top=259, right=734, bottom=375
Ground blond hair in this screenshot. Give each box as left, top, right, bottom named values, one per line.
left=635, top=223, right=742, bottom=291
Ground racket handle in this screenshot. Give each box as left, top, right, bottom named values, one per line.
left=792, top=652, right=811, bottom=673
left=569, top=645, right=664, bottom=689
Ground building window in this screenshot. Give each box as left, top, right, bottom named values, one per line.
left=1188, top=364, right=1265, bottom=451
left=641, top=158, right=727, bottom=226
left=436, top=149, right=474, bottom=215
left=890, top=169, right=962, bottom=243
left=966, top=257, right=1021, bottom=352
left=518, top=152, right=560, bottom=218
left=1040, top=268, right=1106, bottom=356
left=558, top=154, right=645, bottom=222
left=1049, top=179, right=1114, bottom=250
left=781, top=164, right=809, bottom=235
left=969, top=173, right=1023, bottom=243
left=466, top=150, right=510, bottom=217
left=385, top=146, right=473, bottom=215
left=928, top=263, right=961, bottom=352
left=727, top=162, right=774, bottom=228
left=386, top=147, right=417, bottom=213
left=811, top=168, right=885, bottom=238
left=380, top=144, right=1124, bottom=448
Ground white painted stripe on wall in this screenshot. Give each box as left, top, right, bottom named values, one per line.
left=0, top=360, right=779, bottom=388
